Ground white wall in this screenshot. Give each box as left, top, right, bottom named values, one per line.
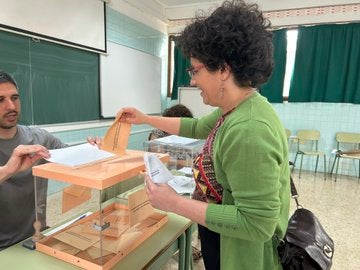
left=107, top=0, right=167, bottom=34
left=178, top=87, right=214, bottom=118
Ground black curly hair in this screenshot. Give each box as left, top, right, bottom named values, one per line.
left=176, top=0, right=273, bottom=88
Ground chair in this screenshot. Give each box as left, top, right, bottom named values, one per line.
left=330, top=132, right=360, bottom=181
left=293, top=129, right=326, bottom=179
left=285, top=129, right=291, bottom=140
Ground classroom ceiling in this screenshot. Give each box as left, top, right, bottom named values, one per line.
left=130, top=0, right=360, bottom=21
left=156, top=0, right=220, bottom=5
left=155, top=0, right=359, bottom=10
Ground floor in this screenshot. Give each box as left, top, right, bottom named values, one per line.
left=162, top=170, right=360, bottom=270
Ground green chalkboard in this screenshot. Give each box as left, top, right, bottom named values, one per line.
left=0, top=30, right=100, bottom=125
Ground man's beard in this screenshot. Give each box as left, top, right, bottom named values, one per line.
left=0, top=111, right=19, bottom=129
left=0, top=123, right=17, bottom=129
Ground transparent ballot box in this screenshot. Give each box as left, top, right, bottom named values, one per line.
left=144, top=135, right=205, bottom=169
left=31, top=150, right=169, bottom=270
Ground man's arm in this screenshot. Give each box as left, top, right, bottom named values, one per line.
left=0, top=145, right=50, bottom=184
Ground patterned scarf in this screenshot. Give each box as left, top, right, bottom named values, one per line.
left=192, top=109, right=234, bottom=203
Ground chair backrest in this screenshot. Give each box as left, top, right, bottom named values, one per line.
left=335, top=132, right=360, bottom=150
left=296, top=129, right=321, bottom=152
left=336, top=132, right=360, bottom=144
left=285, top=129, right=291, bottom=139
left=297, top=130, right=320, bottom=141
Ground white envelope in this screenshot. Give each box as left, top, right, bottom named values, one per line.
left=143, top=153, right=174, bottom=184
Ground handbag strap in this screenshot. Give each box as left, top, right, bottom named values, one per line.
left=289, top=161, right=301, bottom=208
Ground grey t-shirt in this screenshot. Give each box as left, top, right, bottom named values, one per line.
left=0, top=125, right=66, bottom=250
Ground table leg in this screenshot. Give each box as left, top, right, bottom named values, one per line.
left=185, top=224, right=195, bottom=270
left=178, top=232, right=186, bottom=270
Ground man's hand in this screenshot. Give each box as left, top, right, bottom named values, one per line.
left=0, top=145, right=50, bottom=183
left=87, top=136, right=102, bottom=149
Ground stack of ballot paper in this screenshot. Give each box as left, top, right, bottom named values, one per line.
left=46, top=143, right=116, bottom=167
left=143, top=152, right=195, bottom=194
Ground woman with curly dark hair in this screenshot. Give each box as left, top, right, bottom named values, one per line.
left=119, top=1, right=290, bottom=269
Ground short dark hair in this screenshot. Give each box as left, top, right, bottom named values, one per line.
left=162, top=104, right=193, bottom=118
left=0, top=71, right=18, bottom=90
left=148, top=104, right=193, bottom=140
left=176, top=0, right=273, bottom=88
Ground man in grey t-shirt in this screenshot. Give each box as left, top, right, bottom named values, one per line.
left=0, top=71, right=66, bottom=250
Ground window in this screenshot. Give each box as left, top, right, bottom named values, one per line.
left=167, top=37, right=175, bottom=97
left=283, top=29, right=298, bottom=99
left=168, top=29, right=300, bottom=101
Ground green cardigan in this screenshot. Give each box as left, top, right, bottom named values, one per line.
left=180, top=92, right=290, bottom=270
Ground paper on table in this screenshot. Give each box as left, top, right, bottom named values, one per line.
left=46, top=143, right=116, bottom=167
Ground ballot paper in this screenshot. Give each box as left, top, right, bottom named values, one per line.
left=168, top=176, right=196, bottom=194
left=153, top=135, right=199, bottom=145
left=143, top=153, right=196, bottom=194
left=143, top=152, right=174, bottom=184
left=46, top=143, right=116, bottom=167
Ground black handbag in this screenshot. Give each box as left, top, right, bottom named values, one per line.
left=277, top=175, right=334, bottom=270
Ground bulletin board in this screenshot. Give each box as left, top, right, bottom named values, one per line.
left=100, top=41, right=162, bottom=118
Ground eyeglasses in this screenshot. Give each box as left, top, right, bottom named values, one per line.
left=186, top=64, right=205, bottom=78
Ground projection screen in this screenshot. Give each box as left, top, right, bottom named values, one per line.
left=0, top=0, right=106, bottom=53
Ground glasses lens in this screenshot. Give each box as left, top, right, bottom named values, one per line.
left=186, top=64, right=204, bottom=78
left=186, top=67, right=194, bottom=78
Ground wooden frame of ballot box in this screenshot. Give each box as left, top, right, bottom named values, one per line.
left=32, top=150, right=169, bottom=270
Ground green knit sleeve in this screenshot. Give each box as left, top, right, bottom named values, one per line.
left=179, top=109, right=221, bottom=139
left=206, top=119, right=285, bottom=241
